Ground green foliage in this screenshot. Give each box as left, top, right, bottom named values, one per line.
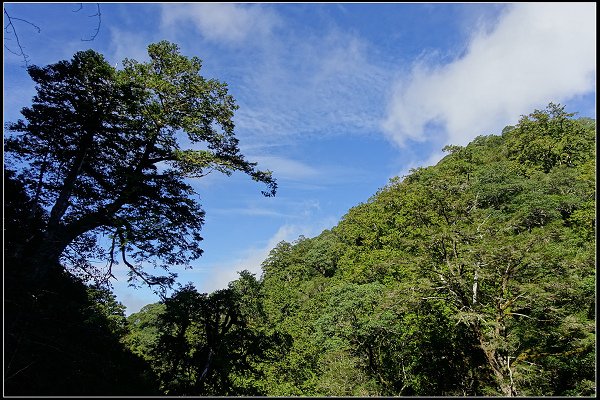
left=123, top=302, right=166, bottom=361
left=247, top=103, right=596, bottom=396
left=85, top=285, right=129, bottom=337
left=136, top=273, right=286, bottom=395
left=504, top=103, right=595, bottom=173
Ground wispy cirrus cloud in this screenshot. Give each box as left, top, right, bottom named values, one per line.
left=234, top=28, right=390, bottom=145
left=382, top=3, right=596, bottom=148
left=248, top=155, right=320, bottom=181
left=160, top=3, right=281, bottom=45
left=151, top=4, right=392, bottom=153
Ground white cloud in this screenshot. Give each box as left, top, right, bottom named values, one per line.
left=233, top=29, right=391, bottom=145
left=160, top=3, right=280, bottom=44
left=249, top=155, right=320, bottom=181
left=107, top=26, right=154, bottom=68
left=382, top=3, right=596, bottom=147
left=212, top=198, right=320, bottom=219
left=211, top=206, right=288, bottom=218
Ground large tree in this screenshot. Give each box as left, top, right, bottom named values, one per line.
left=5, top=41, right=276, bottom=289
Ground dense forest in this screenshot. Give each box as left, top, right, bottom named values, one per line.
left=4, top=41, right=596, bottom=397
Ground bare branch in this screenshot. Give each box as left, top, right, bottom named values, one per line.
left=5, top=4, right=102, bottom=67
left=5, top=360, right=37, bottom=382
left=78, top=3, right=101, bottom=42
left=117, top=230, right=166, bottom=287
left=105, top=232, right=118, bottom=281
left=507, top=312, right=551, bottom=322
left=5, top=334, right=24, bottom=379
left=118, top=230, right=145, bottom=281
left=3, top=9, right=40, bottom=67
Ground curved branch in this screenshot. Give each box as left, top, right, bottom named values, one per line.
left=116, top=229, right=173, bottom=288
left=75, top=3, right=101, bottom=42
left=118, top=230, right=154, bottom=286
left=105, top=232, right=118, bottom=281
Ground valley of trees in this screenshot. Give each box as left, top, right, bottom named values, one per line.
left=4, top=41, right=596, bottom=397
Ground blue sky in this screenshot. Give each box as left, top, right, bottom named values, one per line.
left=4, top=3, right=596, bottom=315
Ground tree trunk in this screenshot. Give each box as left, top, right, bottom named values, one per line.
left=25, top=211, right=109, bottom=286
left=474, top=323, right=515, bottom=396
left=25, top=230, right=71, bottom=285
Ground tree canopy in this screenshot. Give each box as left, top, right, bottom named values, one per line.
left=5, top=41, right=276, bottom=289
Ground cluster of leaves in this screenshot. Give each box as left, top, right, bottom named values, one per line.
left=122, top=272, right=289, bottom=395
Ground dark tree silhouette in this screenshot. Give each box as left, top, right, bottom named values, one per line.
left=5, top=41, right=276, bottom=291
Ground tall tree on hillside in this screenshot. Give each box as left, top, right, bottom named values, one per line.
left=5, top=41, right=276, bottom=289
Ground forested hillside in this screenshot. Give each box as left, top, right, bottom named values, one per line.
left=123, top=104, right=596, bottom=396
left=3, top=44, right=595, bottom=396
